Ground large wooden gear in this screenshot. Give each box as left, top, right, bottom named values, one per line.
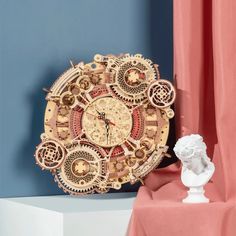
left=35, top=53, right=176, bottom=195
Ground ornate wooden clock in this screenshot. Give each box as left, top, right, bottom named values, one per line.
left=35, top=54, right=176, bottom=195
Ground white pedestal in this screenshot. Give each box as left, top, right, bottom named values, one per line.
left=183, top=186, right=209, bottom=203
left=0, top=192, right=136, bottom=236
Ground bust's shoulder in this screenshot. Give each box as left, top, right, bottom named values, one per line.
left=206, top=161, right=215, bottom=172
left=181, top=163, right=215, bottom=187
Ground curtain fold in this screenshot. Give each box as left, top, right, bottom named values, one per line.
left=211, top=0, right=236, bottom=201
left=174, top=0, right=236, bottom=203
left=174, top=0, right=217, bottom=157
left=128, top=0, right=236, bottom=235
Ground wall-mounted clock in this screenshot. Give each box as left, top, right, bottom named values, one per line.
left=35, top=54, right=176, bottom=195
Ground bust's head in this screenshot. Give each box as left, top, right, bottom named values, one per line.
left=174, top=134, right=211, bottom=174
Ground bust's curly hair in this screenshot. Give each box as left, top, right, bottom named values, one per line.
left=174, top=134, right=211, bottom=166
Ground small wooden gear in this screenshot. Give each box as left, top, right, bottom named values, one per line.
left=35, top=54, right=176, bottom=195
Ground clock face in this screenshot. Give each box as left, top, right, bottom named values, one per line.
left=35, top=53, right=176, bottom=195
left=82, top=97, right=132, bottom=147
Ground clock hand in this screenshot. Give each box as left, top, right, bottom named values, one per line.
left=96, top=109, right=101, bottom=115
left=96, top=109, right=106, bottom=119
left=85, top=112, right=98, bottom=118
left=85, top=111, right=107, bottom=122
left=87, top=109, right=116, bottom=127
left=95, top=108, right=116, bottom=126
left=86, top=111, right=118, bottom=128
left=105, top=119, right=110, bottom=144
left=85, top=112, right=105, bottom=122
left=108, top=120, right=116, bottom=126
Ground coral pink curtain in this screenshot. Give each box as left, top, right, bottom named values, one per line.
left=128, top=0, right=236, bottom=235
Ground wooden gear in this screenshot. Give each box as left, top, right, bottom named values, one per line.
left=35, top=53, right=176, bottom=195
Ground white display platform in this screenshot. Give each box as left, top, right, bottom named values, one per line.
left=0, top=192, right=136, bottom=236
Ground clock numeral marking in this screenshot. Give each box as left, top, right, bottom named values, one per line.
left=56, top=121, right=69, bottom=127
left=145, top=120, right=158, bottom=126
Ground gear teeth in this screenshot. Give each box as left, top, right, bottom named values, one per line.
left=54, top=143, right=107, bottom=195
left=134, top=54, right=143, bottom=58
left=145, top=59, right=153, bottom=65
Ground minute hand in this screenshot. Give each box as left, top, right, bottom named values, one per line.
left=105, top=119, right=110, bottom=144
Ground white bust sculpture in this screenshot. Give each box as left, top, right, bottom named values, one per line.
left=173, top=134, right=215, bottom=203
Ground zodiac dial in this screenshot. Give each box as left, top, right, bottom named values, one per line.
left=35, top=53, right=176, bottom=195
left=82, top=97, right=132, bottom=148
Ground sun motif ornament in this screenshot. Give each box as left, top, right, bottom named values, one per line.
left=35, top=54, right=176, bottom=195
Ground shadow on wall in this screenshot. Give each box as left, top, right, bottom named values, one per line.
left=15, top=67, right=65, bottom=196
left=148, top=0, right=178, bottom=168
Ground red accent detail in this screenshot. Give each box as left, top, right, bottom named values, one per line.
left=89, top=85, right=109, bottom=98
left=139, top=73, right=145, bottom=80
left=70, top=106, right=83, bottom=138
left=103, top=146, right=124, bottom=157
left=131, top=107, right=145, bottom=140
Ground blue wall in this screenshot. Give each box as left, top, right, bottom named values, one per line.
left=0, top=0, right=173, bottom=197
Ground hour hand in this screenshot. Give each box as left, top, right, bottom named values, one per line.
left=96, top=109, right=105, bottom=119
left=96, top=109, right=101, bottom=115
